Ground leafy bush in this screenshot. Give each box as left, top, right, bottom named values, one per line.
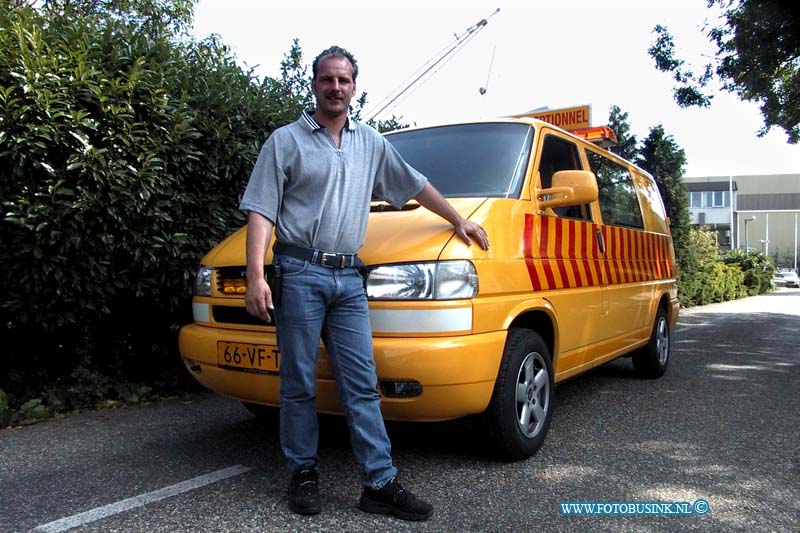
left=678, top=228, right=750, bottom=307
left=721, top=248, right=776, bottom=296
left=708, top=261, right=747, bottom=302
left=0, top=1, right=309, bottom=417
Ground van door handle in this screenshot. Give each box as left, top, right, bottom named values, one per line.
left=596, top=228, right=606, bottom=254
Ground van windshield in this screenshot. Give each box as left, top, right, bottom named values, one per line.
left=385, top=123, right=534, bottom=198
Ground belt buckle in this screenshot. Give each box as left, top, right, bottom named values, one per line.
left=321, top=252, right=343, bottom=268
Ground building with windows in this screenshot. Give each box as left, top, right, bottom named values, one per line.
left=685, top=180, right=735, bottom=250
left=684, top=174, right=800, bottom=270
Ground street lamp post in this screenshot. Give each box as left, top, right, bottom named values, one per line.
left=795, top=212, right=798, bottom=272
left=744, top=215, right=756, bottom=254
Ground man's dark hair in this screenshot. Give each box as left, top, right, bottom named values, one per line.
left=312, top=46, right=358, bottom=81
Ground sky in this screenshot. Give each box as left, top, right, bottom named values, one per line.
left=190, top=0, right=798, bottom=178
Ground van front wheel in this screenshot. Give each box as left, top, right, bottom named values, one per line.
left=485, top=329, right=554, bottom=461
left=632, top=307, right=670, bottom=379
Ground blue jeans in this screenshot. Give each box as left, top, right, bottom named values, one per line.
left=273, top=254, right=397, bottom=489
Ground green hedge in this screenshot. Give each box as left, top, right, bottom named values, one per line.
left=679, top=259, right=747, bottom=307
left=678, top=228, right=775, bottom=307
left=0, top=3, right=308, bottom=415
left=721, top=248, right=776, bottom=296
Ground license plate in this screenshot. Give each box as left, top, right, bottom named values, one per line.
left=217, top=342, right=279, bottom=373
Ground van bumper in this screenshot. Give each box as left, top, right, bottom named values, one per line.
left=179, top=323, right=506, bottom=421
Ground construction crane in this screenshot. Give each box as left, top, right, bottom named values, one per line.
left=364, top=8, right=500, bottom=123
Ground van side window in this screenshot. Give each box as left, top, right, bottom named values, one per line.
left=632, top=171, right=669, bottom=234
left=586, top=150, right=644, bottom=229
left=538, top=135, right=590, bottom=220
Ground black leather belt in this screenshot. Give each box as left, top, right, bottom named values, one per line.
left=273, top=242, right=358, bottom=269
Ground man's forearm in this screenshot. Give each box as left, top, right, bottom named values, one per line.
left=246, top=211, right=274, bottom=281
left=414, top=182, right=464, bottom=226
left=413, top=181, right=490, bottom=250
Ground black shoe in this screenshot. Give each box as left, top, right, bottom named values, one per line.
left=288, top=468, right=321, bottom=515
left=359, top=478, right=433, bottom=521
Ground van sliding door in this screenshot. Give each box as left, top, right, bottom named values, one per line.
left=587, top=151, right=652, bottom=347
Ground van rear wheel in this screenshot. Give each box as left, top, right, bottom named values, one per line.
left=485, top=328, right=554, bottom=461
left=632, top=307, right=670, bottom=379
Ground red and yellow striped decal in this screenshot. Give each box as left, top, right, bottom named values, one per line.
left=523, top=214, right=673, bottom=291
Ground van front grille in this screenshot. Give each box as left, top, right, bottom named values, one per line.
left=212, top=305, right=273, bottom=326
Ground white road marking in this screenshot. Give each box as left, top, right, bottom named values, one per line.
left=30, top=464, right=252, bottom=533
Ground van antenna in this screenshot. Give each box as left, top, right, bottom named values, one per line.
left=479, top=45, right=496, bottom=95
left=365, top=8, right=500, bottom=122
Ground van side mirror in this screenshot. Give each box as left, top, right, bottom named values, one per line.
left=537, top=170, right=599, bottom=209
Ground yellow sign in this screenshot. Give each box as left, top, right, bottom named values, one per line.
left=514, top=105, right=591, bottom=130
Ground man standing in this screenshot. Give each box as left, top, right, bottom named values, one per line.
left=240, top=46, right=489, bottom=522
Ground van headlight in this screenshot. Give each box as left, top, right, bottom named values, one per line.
left=193, top=266, right=213, bottom=296
left=366, top=260, right=478, bottom=300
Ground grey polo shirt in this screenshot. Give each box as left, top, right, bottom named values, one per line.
left=240, top=110, right=427, bottom=254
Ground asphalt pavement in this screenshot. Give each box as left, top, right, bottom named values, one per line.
left=1, top=289, right=798, bottom=532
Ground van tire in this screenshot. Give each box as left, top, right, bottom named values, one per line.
left=484, top=328, right=554, bottom=461
left=632, top=307, right=670, bottom=379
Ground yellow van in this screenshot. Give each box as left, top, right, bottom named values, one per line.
left=179, top=117, right=679, bottom=460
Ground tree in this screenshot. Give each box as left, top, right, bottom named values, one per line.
left=274, top=38, right=314, bottom=114
left=38, top=0, right=198, bottom=36
left=602, top=105, right=756, bottom=306
left=648, top=0, right=800, bottom=143
left=637, top=125, right=692, bottom=276
left=368, top=115, right=410, bottom=133
left=607, top=105, right=639, bottom=162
